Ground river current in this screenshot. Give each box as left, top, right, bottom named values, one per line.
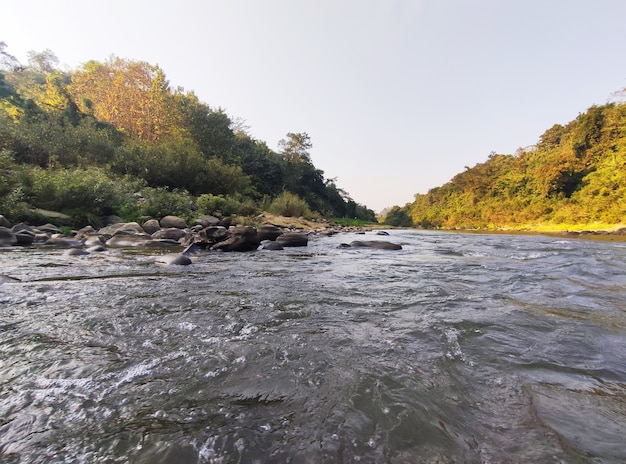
left=1, top=229, right=625, bottom=463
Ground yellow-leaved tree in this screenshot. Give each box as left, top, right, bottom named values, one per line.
left=69, top=57, right=181, bottom=142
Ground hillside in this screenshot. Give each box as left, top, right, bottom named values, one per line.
left=0, top=47, right=375, bottom=227
left=393, top=96, right=626, bottom=230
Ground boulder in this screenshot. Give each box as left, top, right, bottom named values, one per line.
left=211, top=226, right=259, bottom=252
left=160, top=215, right=188, bottom=229
left=259, top=240, right=284, bottom=251
left=105, top=235, right=153, bottom=247
left=142, top=219, right=161, bottom=234
left=0, top=215, right=10, bottom=228
left=342, top=240, right=402, bottom=250
left=151, top=228, right=188, bottom=241
left=0, top=227, right=16, bottom=246
left=44, top=236, right=85, bottom=248
left=75, top=225, right=97, bottom=237
left=14, top=228, right=36, bottom=246
left=37, top=223, right=61, bottom=234
left=155, top=253, right=192, bottom=266
left=104, top=215, right=124, bottom=225
left=276, top=232, right=309, bottom=247
left=257, top=225, right=283, bottom=241
left=197, top=226, right=230, bottom=247
left=194, top=215, right=221, bottom=228
left=99, top=222, right=148, bottom=237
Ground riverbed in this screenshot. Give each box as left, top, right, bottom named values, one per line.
left=1, top=229, right=625, bottom=463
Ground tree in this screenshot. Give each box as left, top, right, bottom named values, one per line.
left=69, top=57, right=180, bottom=141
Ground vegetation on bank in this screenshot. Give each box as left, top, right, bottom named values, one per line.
left=383, top=91, right=626, bottom=230
left=0, top=44, right=376, bottom=228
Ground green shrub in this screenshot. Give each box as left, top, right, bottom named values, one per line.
left=197, top=193, right=259, bottom=217
left=267, top=191, right=312, bottom=218
left=24, top=167, right=136, bottom=226
left=138, top=186, right=193, bottom=220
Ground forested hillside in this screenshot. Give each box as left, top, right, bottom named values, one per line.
left=395, top=95, right=626, bottom=230
left=0, top=45, right=375, bottom=227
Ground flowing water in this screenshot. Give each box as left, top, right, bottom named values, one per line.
left=1, top=230, right=625, bottom=463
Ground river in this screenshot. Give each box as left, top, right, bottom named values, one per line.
left=1, top=229, right=625, bottom=463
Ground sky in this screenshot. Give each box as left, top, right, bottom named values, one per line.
left=2, top=0, right=626, bottom=213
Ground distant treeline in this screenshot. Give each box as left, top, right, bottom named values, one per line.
left=384, top=93, right=626, bottom=229
left=0, top=44, right=376, bottom=227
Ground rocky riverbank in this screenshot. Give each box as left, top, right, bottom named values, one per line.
left=0, top=212, right=400, bottom=265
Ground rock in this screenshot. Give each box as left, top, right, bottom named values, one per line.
left=64, top=248, right=90, bottom=256
left=44, top=236, right=86, bottom=248
left=182, top=243, right=203, bottom=254
left=197, top=226, right=230, bottom=247
left=142, top=219, right=161, bottom=234
left=276, top=232, right=309, bottom=247
left=32, top=209, right=72, bottom=225
left=160, top=215, right=187, bottom=229
left=84, top=236, right=105, bottom=247
left=0, top=215, right=10, bottom=228
left=218, top=216, right=235, bottom=228
left=99, top=222, right=148, bottom=237
left=0, top=227, right=16, bottom=246
left=259, top=240, right=284, bottom=251
left=87, top=244, right=107, bottom=252
left=155, top=253, right=192, bottom=265
left=14, top=228, right=36, bottom=246
left=257, top=225, right=283, bottom=241
left=151, top=228, right=188, bottom=241
left=211, top=226, right=259, bottom=252
left=35, top=223, right=61, bottom=235
left=75, top=225, right=97, bottom=237
left=104, top=215, right=124, bottom=225
left=194, top=215, right=221, bottom=228
left=376, top=230, right=390, bottom=236
left=105, top=235, right=153, bottom=247
left=342, top=240, right=402, bottom=250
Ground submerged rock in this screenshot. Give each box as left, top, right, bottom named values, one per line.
left=341, top=240, right=402, bottom=250
left=155, top=253, right=192, bottom=266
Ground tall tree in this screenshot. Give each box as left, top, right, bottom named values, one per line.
left=69, top=57, right=180, bottom=141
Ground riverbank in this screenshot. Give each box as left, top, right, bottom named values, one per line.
left=444, top=222, right=626, bottom=241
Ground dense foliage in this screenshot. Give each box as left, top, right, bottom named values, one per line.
left=390, top=97, right=626, bottom=229
left=0, top=46, right=375, bottom=226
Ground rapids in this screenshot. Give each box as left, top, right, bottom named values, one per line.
left=1, top=230, right=625, bottom=463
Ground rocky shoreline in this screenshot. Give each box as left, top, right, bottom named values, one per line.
left=0, top=213, right=402, bottom=265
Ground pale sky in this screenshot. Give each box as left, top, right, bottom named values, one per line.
left=2, top=0, right=626, bottom=212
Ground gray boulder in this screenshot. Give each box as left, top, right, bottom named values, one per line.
left=276, top=232, right=309, bottom=247
left=194, top=215, right=221, bottom=228
left=342, top=240, right=402, bottom=250
left=211, top=226, right=259, bottom=252
left=14, top=228, right=36, bottom=246
left=155, top=253, right=192, bottom=265
left=99, top=222, right=148, bottom=237
left=197, top=226, right=230, bottom=247
left=0, top=215, right=10, bottom=228
left=0, top=227, right=16, bottom=246
left=257, top=225, right=283, bottom=241
left=259, top=240, right=284, bottom=251
left=142, top=219, right=161, bottom=234
left=160, top=215, right=187, bottom=229
left=151, top=227, right=188, bottom=241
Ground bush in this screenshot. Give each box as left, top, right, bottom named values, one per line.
left=267, top=191, right=312, bottom=218
left=138, top=186, right=193, bottom=220
left=24, top=167, right=137, bottom=226
left=197, top=193, right=260, bottom=217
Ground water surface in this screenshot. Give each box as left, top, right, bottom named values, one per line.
left=1, top=230, right=625, bottom=463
